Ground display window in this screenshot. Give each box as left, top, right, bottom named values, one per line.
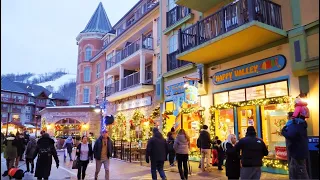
left=215, top=109, right=235, bottom=141
left=237, top=106, right=257, bottom=139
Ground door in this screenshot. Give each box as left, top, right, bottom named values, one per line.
left=237, top=106, right=257, bottom=139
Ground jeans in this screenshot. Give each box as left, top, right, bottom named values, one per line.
left=64, top=150, right=72, bottom=161
left=168, top=151, right=175, bottom=165
left=176, top=154, right=188, bottom=180
left=240, top=167, right=261, bottom=179
left=289, top=158, right=309, bottom=180
left=95, top=159, right=110, bottom=180
left=151, top=161, right=166, bottom=180
left=201, top=149, right=211, bottom=171
left=77, top=160, right=89, bottom=180
left=26, top=158, right=34, bottom=172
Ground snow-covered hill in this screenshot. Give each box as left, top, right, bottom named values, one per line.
left=37, top=74, right=76, bottom=92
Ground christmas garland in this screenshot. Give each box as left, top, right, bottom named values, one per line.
left=41, top=118, right=47, bottom=132
left=147, top=107, right=160, bottom=138
left=162, top=110, right=173, bottom=137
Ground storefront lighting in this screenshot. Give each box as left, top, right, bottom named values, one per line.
left=226, top=118, right=230, bottom=123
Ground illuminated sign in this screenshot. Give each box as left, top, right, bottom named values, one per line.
left=165, top=80, right=194, bottom=96
left=185, top=85, right=198, bottom=104
left=212, top=55, right=286, bottom=85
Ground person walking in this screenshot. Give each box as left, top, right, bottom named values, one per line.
left=15, top=132, right=25, bottom=167
left=25, top=135, right=37, bottom=174
left=174, top=129, right=190, bottom=180
left=199, top=125, right=213, bottom=172
left=223, top=134, right=240, bottom=180
left=235, top=126, right=268, bottom=179
left=76, top=136, right=93, bottom=180
left=281, top=112, right=309, bottom=179
left=33, top=133, right=59, bottom=180
left=146, top=127, right=168, bottom=180
left=93, top=129, right=113, bottom=180
left=216, top=140, right=225, bottom=170
left=167, top=127, right=176, bottom=167
left=63, top=136, right=74, bottom=161
left=2, top=134, right=18, bottom=177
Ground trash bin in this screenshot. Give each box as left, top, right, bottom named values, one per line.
left=307, top=136, right=319, bottom=179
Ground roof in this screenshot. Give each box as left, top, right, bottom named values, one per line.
left=15, top=82, right=51, bottom=97
left=80, top=2, right=112, bottom=34
left=50, top=93, right=69, bottom=101
left=1, top=77, right=28, bottom=94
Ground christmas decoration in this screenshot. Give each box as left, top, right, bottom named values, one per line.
left=263, top=158, right=288, bottom=171
left=41, top=118, right=47, bottom=132
left=112, top=112, right=126, bottom=140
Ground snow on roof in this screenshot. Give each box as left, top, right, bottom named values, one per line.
left=49, top=93, right=53, bottom=98
left=30, top=92, right=35, bottom=96
left=37, top=74, right=76, bottom=92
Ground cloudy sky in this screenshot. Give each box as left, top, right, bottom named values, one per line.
left=1, top=0, right=139, bottom=75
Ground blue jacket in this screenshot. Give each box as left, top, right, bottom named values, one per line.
left=281, top=119, right=309, bottom=160
left=93, top=136, right=113, bottom=160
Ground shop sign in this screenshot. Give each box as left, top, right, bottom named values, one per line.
left=185, top=85, right=198, bottom=104
left=212, top=55, right=286, bottom=85
left=165, top=80, right=194, bottom=97
left=117, top=96, right=152, bottom=111
left=275, top=146, right=287, bottom=160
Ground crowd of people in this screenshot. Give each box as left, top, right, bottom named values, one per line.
left=0, top=99, right=313, bottom=180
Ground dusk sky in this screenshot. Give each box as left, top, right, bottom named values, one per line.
left=1, top=0, right=139, bottom=75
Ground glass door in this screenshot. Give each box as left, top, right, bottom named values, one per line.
left=237, top=106, right=257, bottom=139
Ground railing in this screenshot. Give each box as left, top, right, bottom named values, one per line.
left=167, top=51, right=191, bottom=71
left=36, top=101, right=46, bottom=107
left=106, top=81, right=120, bottom=96
left=13, top=98, right=28, bottom=104
left=178, top=0, right=282, bottom=53
left=121, top=72, right=140, bottom=90
left=105, top=36, right=154, bottom=70
left=118, top=0, right=159, bottom=36
left=1, top=97, right=13, bottom=103
left=167, top=6, right=191, bottom=27
left=145, top=71, right=153, bottom=84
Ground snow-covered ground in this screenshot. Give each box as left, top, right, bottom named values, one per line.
left=37, top=74, right=76, bottom=92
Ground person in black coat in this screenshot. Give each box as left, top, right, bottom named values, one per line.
left=76, top=136, right=93, bottom=180
left=33, top=133, right=59, bottom=180
left=15, top=132, right=25, bottom=166
left=223, top=134, right=240, bottom=180
left=146, top=128, right=168, bottom=180
left=235, top=126, right=268, bottom=180
left=166, top=127, right=176, bottom=166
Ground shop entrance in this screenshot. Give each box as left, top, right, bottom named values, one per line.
left=237, top=106, right=257, bottom=138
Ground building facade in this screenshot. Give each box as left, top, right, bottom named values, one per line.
left=1, top=77, right=68, bottom=135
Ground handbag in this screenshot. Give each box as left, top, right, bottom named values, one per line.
left=72, top=156, right=79, bottom=169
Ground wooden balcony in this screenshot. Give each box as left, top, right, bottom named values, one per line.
left=166, top=6, right=191, bottom=28
left=106, top=37, right=153, bottom=70
left=13, top=98, right=28, bottom=105
left=1, top=97, right=13, bottom=103
left=175, top=0, right=223, bottom=13
left=177, top=0, right=287, bottom=64
left=106, top=71, right=154, bottom=101
left=167, top=51, right=192, bottom=72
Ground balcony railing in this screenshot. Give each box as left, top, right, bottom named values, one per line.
left=106, top=37, right=153, bottom=70
left=167, top=51, right=191, bottom=71
left=117, top=0, right=159, bottom=36
left=1, top=97, right=13, bottom=103
left=106, top=81, right=120, bottom=96
left=178, top=0, right=282, bottom=53
left=13, top=98, right=28, bottom=104
left=167, top=6, right=191, bottom=27
left=121, top=71, right=140, bottom=90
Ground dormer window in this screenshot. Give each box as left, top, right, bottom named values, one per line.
left=85, top=46, right=92, bottom=61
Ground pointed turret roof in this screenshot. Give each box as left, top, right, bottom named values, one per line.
left=81, top=2, right=112, bottom=34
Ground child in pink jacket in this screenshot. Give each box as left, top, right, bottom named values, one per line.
left=292, top=98, right=309, bottom=120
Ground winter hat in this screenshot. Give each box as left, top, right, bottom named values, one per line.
left=246, top=126, right=256, bottom=136
left=152, top=127, right=159, bottom=134
left=202, top=125, right=208, bottom=130
left=170, top=127, right=175, bottom=132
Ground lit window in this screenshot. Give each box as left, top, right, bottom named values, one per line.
left=85, top=46, right=92, bottom=61
left=83, top=88, right=89, bottom=103
left=265, top=81, right=288, bottom=98
left=214, top=92, right=228, bottom=106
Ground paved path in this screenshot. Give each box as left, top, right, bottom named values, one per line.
left=1, top=151, right=288, bottom=180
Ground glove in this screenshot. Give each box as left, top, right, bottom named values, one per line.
left=146, top=158, right=149, bottom=164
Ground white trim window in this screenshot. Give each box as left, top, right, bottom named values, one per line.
left=85, top=46, right=92, bottom=61
left=157, top=53, right=161, bottom=77
left=84, top=67, right=91, bottom=82
left=156, top=17, right=160, bottom=46
left=96, top=63, right=101, bottom=79
left=95, top=85, right=100, bottom=98
left=83, top=88, right=90, bottom=103
left=168, top=0, right=177, bottom=11
left=168, top=33, right=178, bottom=53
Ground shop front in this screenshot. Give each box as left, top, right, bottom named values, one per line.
left=163, top=73, right=207, bottom=161
left=208, top=50, right=303, bottom=174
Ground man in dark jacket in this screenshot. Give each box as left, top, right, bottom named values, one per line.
left=146, top=127, right=167, bottom=180
left=235, top=126, right=268, bottom=179
left=281, top=112, right=309, bottom=179
left=93, top=129, right=113, bottom=180
left=33, top=133, right=59, bottom=180
left=199, top=125, right=212, bottom=172
left=166, top=127, right=176, bottom=166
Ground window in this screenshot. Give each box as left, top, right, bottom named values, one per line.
left=168, top=0, right=176, bottom=11
left=246, top=85, right=265, bottom=100
left=2, top=114, right=7, bottom=118
left=85, top=46, right=92, bottom=61
left=26, top=115, right=31, bottom=120
left=156, top=17, right=160, bottom=46
left=265, top=81, right=288, bottom=98
left=96, top=63, right=101, bottom=78
left=168, top=34, right=178, bottom=53
left=84, top=67, right=91, bottom=82
left=229, top=89, right=245, bottom=102
left=95, top=85, right=100, bottom=98
left=214, top=92, right=228, bottom=106
left=83, top=88, right=89, bottom=103
left=3, top=104, right=8, bottom=107
left=16, top=105, right=21, bottom=109
left=215, top=109, right=235, bottom=141
left=26, top=106, right=31, bottom=112
left=157, top=54, right=161, bottom=77
left=106, top=77, right=113, bottom=86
